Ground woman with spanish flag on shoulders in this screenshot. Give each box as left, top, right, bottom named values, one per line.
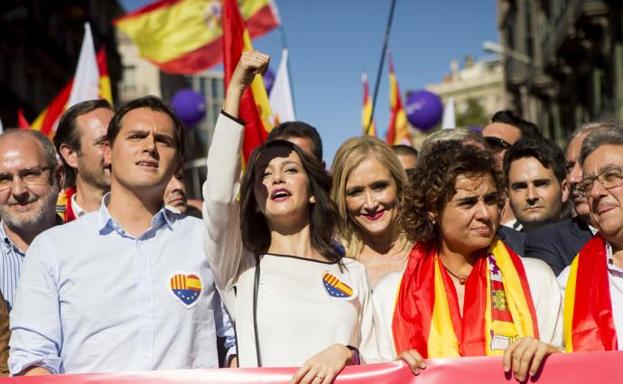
left=373, top=140, right=563, bottom=381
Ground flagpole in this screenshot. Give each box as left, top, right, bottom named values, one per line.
left=278, top=25, right=297, bottom=118
left=367, top=0, right=397, bottom=136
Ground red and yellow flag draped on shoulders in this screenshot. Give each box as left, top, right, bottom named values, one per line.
left=222, top=0, right=273, bottom=163
left=563, top=234, right=618, bottom=352
left=392, top=239, right=539, bottom=358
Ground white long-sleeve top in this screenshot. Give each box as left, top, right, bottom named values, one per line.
left=203, top=113, right=376, bottom=367
left=373, top=256, right=563, bottom=360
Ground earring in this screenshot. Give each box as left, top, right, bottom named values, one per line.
left=309, top=196, right=316, bottom=204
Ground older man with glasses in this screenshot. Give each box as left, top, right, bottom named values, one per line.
left=0, top=130, right=62, bottom=312
left=0, top=130, right=62, bottom=376
left=558, top=124, right=623, bottom=352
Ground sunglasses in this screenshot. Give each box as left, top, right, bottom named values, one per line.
left=483, top=136, right=512, bottom=154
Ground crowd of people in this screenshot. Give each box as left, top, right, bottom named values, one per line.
left=0, top=51, right=621, bottom=382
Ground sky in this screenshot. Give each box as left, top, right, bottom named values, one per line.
left=121, top=0, right=499, bottom=163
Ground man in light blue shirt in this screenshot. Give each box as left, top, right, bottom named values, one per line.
left=9, top=96, right=225, bottom=375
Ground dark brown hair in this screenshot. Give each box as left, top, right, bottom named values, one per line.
left=402, top=140, right=504, bottom=243
left=240, top=140, right=341, bottom=262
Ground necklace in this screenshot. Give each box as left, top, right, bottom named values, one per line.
left=443, top=265, right=468, bottom=285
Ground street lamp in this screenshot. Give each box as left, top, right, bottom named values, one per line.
left=482, top=41, right=533, bottom=65
left=482, top=41, right=533, bottom=120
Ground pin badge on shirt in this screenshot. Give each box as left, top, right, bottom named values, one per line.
left=321, top=271, right=356, bottom=299
left=169, top=272, right=202, bottom=309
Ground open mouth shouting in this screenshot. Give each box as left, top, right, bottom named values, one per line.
left=270, top=188, right=292, bottom=202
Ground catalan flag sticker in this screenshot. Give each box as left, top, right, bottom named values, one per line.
left=322, top=272, right=356, bottom=299
left=169, top=273, right=202, bottom=309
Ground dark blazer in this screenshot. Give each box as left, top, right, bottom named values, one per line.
left=497, top=226, right=527, bottom=257
left=524, top=217, right=594, bottom=276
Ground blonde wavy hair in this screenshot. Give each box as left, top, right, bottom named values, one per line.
left=330, top=136, right=409, bottom=258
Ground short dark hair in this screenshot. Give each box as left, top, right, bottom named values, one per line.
left=239, top=140, right=341, bottom=262
left=107, top=95, right=185, bottom=156
left=267, top=121, right=323, bottom=161
left=392, top=144, right=418, bottom=158
left=490, top=110, right=541, bottom=139
left=503, top=136, right=567, bottom=185
left=54, top=99, right=112, bottom=185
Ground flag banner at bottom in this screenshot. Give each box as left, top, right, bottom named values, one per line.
left=2, top=351, right=622, bottom=383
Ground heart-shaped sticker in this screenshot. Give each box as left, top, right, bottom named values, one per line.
left=169, top=273, right=202, bottom=309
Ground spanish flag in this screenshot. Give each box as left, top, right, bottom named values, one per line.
left=223, top=0, right=273, bottom=163
left=20, top=48, right=112, bottom=138
left=392, top=240, right=538, bottom=357
left=385, top=53, right=411, bottom=145
left=114, top=0, right=280, bottom=75
left=563, top=235, right=618, bottom=352
left=361, top=71, right=376, bottom=136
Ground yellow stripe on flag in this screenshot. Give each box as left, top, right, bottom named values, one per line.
left=116, top=0, right=273, bottom=64
left=243, top=30, right=273, bottom=133
left=428, top=258, right=460, bottom=358
left=489, top=241, right=535, bottom=351
left=563, top=255, right=580, bottom=352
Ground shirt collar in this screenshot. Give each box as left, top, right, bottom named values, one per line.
left=0, top=221, right=26, bottom=257
left=70, top=193, right=87, bottom=218
left=605, top=241, right=623, bottom=274
left=97, top=193, right=175, bottom=237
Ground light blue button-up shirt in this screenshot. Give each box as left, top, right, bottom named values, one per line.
left=0, top=222, right=25, bottom=311
left=9, top=196, right=220, bottom=374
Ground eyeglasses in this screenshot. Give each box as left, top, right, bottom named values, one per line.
left=483, top=136, right=512, bottom=154
left=0, top=166, right=53, bottom=191
left=577, top=166, right=623, bottom=197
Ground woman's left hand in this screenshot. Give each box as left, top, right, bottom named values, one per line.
left=290, top=344, right=352, bottom=384
left=503, top=336, right=562, bottom=381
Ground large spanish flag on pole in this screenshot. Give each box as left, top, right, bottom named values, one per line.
left=20, top=24, right=112, bottom=137
left=361, top=71, right=376, bottom=136
left=223, top=0, right=273, bottom=163
left=114, top=0, right=280, bottom=75
left=385, top=53, right=411, bottom=145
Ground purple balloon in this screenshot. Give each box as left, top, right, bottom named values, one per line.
left=263, top=68, right=275, bottom=94
left=405, top=90, right=443, bottom=131
left=171, top=88, right=206, bottom=127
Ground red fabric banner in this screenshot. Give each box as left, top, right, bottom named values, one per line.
left=2, top=351, right=622, bottom=383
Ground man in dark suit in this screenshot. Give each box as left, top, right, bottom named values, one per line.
left=524, top=217, right=593, bottom=275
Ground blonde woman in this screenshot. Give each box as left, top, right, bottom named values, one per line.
left=330, top=137, right=411, bottom=289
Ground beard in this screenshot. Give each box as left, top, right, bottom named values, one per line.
left=0, top=185, right=60, bottom=231
left=78, top=159, right=111, bottom=191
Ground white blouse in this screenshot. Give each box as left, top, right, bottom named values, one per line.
left=203, top=113, right=376, bottom=367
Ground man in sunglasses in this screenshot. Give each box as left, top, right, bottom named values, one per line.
left=557, top=125, right=623, bottom=352
left=483, top=110, right=542, bottom=228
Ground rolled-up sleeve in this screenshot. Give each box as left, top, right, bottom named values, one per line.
left=9, top=236, right=62, bottom=375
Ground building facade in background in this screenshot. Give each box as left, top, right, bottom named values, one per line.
left=497, top=0, right=623, bottom=142
left=116, top=29, right=224, bottom=199
left=426, top=56, right=507, bottom=128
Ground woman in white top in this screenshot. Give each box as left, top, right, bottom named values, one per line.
left=203, top=52, right=375, bottom=384
left=330, top=137, right=411, bottom=289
